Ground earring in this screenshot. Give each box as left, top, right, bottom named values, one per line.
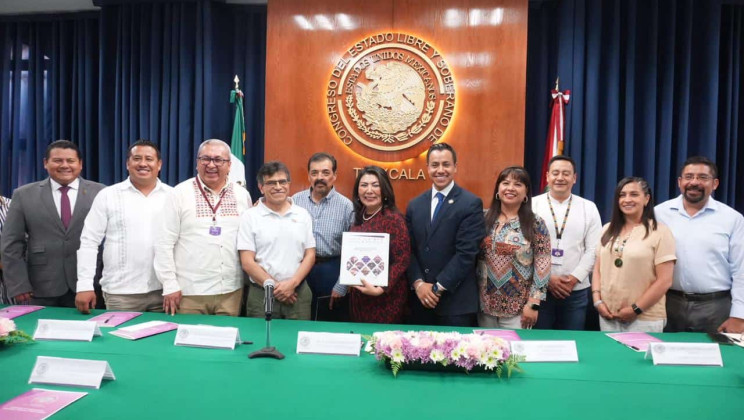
left=495, top=193, right=500, bottom=201
left=523, top=196, right=528, bottom=203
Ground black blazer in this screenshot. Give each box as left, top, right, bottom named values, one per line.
left=405, top=183, right=486, bottom=316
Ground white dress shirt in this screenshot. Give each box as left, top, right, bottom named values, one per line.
left=50, top=177, right=79, bottom=217
left=154, top=178, right=252, bottom=296
left=237, top=198, right=316, bottom=283
left=532, top=192, right=603, bottom=290
left=77, top=178, right=172, bottom=294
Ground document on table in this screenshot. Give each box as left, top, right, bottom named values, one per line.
left=33, top=320, right=101, bottom=341
left=646, top=343, right=723, bottom=366
left=109, top=321, right=178, bottom=340
left=510, top=340, right=579, bottom=362
left=474, top=329, right=522, bottom=341
left=339, top=232, right=390, bottom=286
left=0, top=388, right=87, bottom=420
left=606, top=332, right=663, bottom=352
left=296, top=331, right=362, bottom=356
left=0, top=305, right=44, bottom=320
left=174, top=325, right=241, bottom=349
left=28, top=356, right=116, bottom=389
left=88, top=312, right=141, bottom=327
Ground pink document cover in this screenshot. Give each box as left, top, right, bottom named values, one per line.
left=0, top=306, right=44, bottom=320
left=0, top=388, right=87, bottom=420
left=474, top=329, right=522, bottom=341
left=110, top=321, right=178, bottom=340
left=606, top=332, right=663, bottom=352
left=88, top=312, right=142, bottom=327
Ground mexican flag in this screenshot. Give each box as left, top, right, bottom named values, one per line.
left=229, top=86, right=247, bottom=187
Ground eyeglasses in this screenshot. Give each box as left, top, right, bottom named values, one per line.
left=263, top=179, right=289, bottom=187
left=681, top=174, right=713, bottom=181
left=197, top=156, right=229, bottom=167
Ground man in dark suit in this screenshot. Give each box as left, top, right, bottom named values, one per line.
left=1, top=140, right=105, bottom=307
left=406, top=143, right=486, bottom=327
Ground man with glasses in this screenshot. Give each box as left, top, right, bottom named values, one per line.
left=292, top=153, right=353, bottom=321
left=154, top=139, right=252, bottom=316
left=656, top=156, right=744, bottom=333
left=238, top=161, right=316, bottom=320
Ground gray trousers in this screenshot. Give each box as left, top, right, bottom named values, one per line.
left=665, top=291, right=731, bottom=333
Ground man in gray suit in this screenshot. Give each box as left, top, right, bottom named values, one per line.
left=1, top=140, right=105, bottom=307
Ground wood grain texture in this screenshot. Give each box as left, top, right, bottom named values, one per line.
left=265, top=0, right=528, bottom=207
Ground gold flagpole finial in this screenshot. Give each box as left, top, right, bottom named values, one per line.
left=234, top=75, right=240, bottom=90
left=554, top=76, right=560, bottom=91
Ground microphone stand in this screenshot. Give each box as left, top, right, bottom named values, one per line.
left=249, top=280, right=284, bottom=360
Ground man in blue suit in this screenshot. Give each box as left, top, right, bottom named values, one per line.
left=406, top=143, right=486, bottom=327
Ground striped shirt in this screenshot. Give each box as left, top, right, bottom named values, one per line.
left=0, top=196, right=12, bottom=304
left=292, top=187, right=354, bottom=258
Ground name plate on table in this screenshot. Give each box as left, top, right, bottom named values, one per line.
left=296, top=332, right=361, bottom=356
left=511, top=341, right=579, bottom=362
left=174, top=325, right=241, bottom=349
left=645, top=343, right=723, bottom=366
left=33, top=320, right=101, bottom=341
left=29, top=356, right=116, bottom=389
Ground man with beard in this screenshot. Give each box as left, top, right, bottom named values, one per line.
left=656, top=156, right=744, bottom=333
left=292, top=153, right=353, bottom=321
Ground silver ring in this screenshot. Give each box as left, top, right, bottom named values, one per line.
left=424, top=299, right=429, bottom=304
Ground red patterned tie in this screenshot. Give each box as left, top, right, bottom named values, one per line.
left=60, top=185, right=71, bottom=229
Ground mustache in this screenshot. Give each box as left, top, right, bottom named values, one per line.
left=314, top=180, right=327, bottom=187
left=685, top=186, right=703, bottom=192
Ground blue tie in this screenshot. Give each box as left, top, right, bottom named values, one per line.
left=432, top=192, right=445, bottom=223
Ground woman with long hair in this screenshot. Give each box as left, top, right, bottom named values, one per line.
left=331, top=166, right=410, bottom=324
left=592, top=177, right=676, bottom=332
left=477, top=166, right=551, bottom=329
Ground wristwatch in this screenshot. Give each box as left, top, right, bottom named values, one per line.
left=529, top=303, right=540, bottom=311
left=631, top=303, right=643, bottom=315
left=431, top=283, right=443, bottom=297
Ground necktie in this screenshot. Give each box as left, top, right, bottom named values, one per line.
left=431, top=192, right=445, bottom=223
left=60, top=185, right=71, bottom=229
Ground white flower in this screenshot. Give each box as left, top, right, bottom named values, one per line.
left=0, top=318, right=15, bottom=337
left=429, top=349, right=445, bottom=363
left=391, top=349, right=405, bottom=363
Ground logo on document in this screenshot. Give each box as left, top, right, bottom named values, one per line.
left=326, top=33, right=456, bottom=161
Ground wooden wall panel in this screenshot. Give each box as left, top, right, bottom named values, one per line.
left=265, top=0, right=528, bottom=207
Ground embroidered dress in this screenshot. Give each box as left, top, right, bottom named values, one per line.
left=478, top=217, right=551, bottom=317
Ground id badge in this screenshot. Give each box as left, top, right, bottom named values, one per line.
left=209, top=226, right=222, bottom=236
left=551, top=248, right=564, bottom=266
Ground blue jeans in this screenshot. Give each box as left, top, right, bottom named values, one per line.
left=536, top=287, right=589, bottom=330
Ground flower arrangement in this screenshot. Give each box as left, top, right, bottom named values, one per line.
left=0, top=317, right=33, bottom=346
left=369, top=330, right=522, bottom=377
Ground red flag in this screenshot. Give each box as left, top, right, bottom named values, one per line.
left=540, top=88, right=571, bottom=191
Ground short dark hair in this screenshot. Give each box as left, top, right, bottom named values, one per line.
left=257, top=161, right=291, bottom=186
left=128, top=140, right=161, bottom=160
left=680, top=156, right=718, bottom=179
left=307, top=152, right=337, bottom=173
left=45, top=140, right=81, bottom=160
left=352, top=166, right=398, bottom=226
left=547, top=155, right=576, bottom=173
left=426, top=142, right=457, bottom=164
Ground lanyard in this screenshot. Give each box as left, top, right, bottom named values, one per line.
left=195, top=177, right=228, bottom=223
left=547, top=194, right=572, bottom=240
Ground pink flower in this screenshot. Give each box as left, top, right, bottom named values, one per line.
left=0, top=317, right=16, bottom=337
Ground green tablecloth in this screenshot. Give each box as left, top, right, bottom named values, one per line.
left=1, top=307, right=742, bottom=419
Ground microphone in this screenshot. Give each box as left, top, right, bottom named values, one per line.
left=263, top=279, right=275, bottom=320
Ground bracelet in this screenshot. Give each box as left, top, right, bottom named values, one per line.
left=593, top=299, right=604, bottom=308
